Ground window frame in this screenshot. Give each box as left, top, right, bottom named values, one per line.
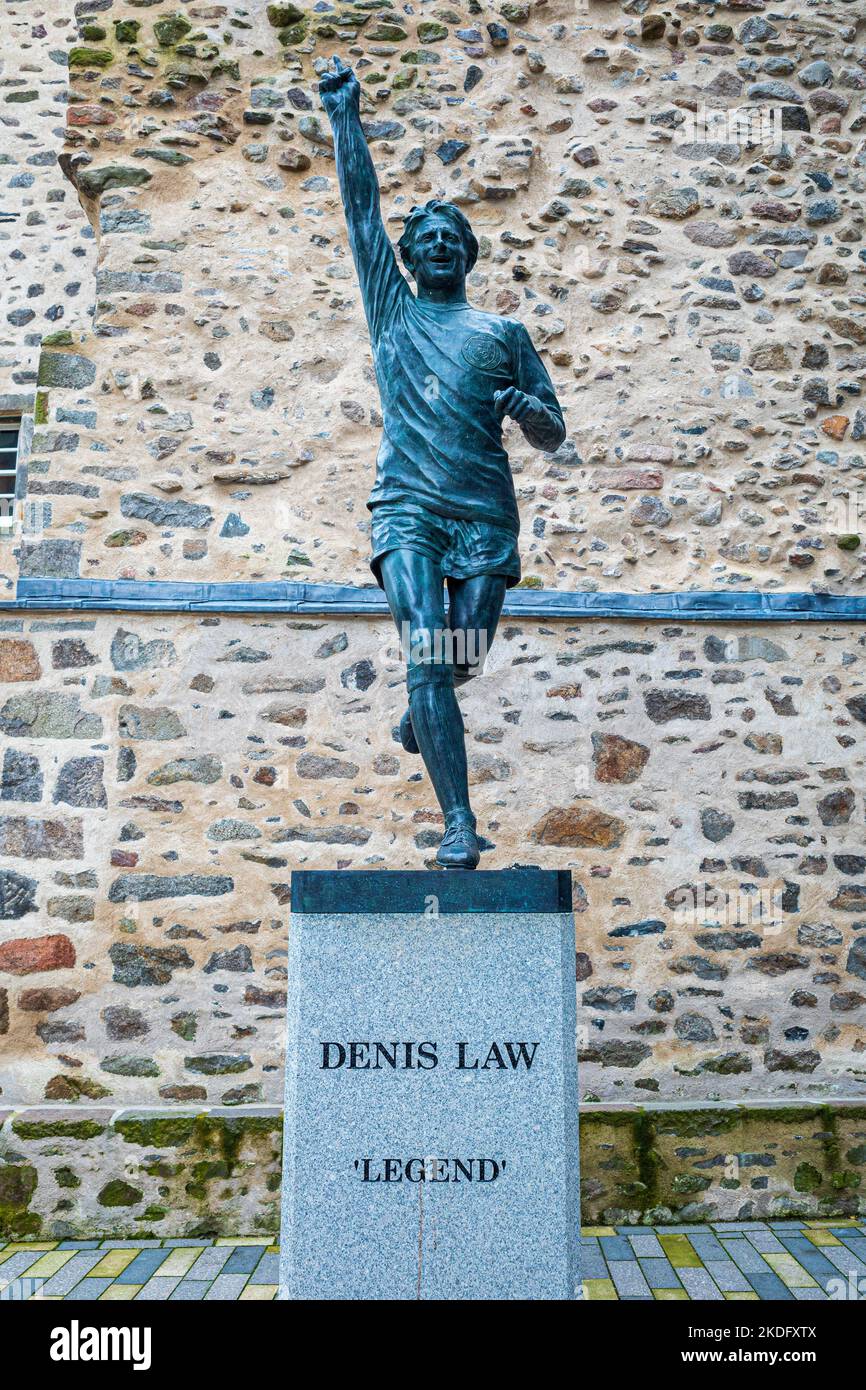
left=0, top=415, right=21, bottom=535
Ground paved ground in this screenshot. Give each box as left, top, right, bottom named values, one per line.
left=581, top=1219, right=866, bottom=1301
left=1, top=1220, right=865, bottom=1300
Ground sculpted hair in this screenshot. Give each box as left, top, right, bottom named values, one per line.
left=398, top=200, right=479, bottom=275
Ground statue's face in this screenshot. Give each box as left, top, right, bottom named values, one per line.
left=406, top=213, right=468, bottom=292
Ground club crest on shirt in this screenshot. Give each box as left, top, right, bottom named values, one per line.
left=461, top=332, right=510, bottom=375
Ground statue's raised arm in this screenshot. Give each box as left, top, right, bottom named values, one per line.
left=319, top=56, right=408, bottom=342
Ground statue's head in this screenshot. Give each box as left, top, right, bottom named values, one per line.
left=398, top=200, right=478, bottom=293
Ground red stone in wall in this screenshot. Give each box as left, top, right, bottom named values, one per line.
left=0, top=934, right=76, bottom=976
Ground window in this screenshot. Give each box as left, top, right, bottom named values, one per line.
left=0, top=419, right=20, bottom=533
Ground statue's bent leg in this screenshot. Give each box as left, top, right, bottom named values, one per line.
left=379, top=549, right=479, bottom=869
left=446, top=573, right=507, bottom=685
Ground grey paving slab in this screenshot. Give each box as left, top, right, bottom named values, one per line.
left=689, top=1233, right=728, bottom=1262
left=204, top=1272, right=250, bottom=1300
left=116, top=1249, right=171, bottom=1284
left=135, top=1276, right=183, bottom=1301
left=658, top=1224, right=726, bottom=1234
left=40, top=1252, right=105, bottom=1296
left=162, top=1239, right=213, bottom=1248
left=745, top=1271, right=795, bottom=1300
left=677, top=1267, right=725, bottom=1301
left=779, top=1239, right=844, bottom=1282
left=64, top=1278, right=115, bottom=1301
left=720, top=1238, right=773, bottom=1275
left=608, top=1260, right=653, bottom=1298
left=792, top=1287, right=829, bottom=1300
left=185, top=1246, right=234, bottom=1281
left=746, top=1231, right=787, bottom=1253
left=627, top=1232, right=666, bottom=1259
left=223, top=1245, right=268, bottom=1275
left=703, top=1259, right=752, bottom=1293
left=580, top=1249, right=609, bottom=1280
left=819, top=1245, right=866, bottom=1279
left=249, top=1252, right=280, bottom=1285
left=638, top=1257, right=682, bottom=1291
left=600, top=1235, right=633, bottom=1260
left=98, top=1239, right=164, bottom=1249
left=711, top=1222, right=772, bottom=1232
left=168, top=1280, right=212, bottom=1301
left=0, top=1252, right=48, bottom=1283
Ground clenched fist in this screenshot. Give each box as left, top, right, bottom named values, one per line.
left=494, top=386, right=565, bottom=451
left=319, top=54, right=360, bottom=116
left=493, top=387, right=546, bottom=424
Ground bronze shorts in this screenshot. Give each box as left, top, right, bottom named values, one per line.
left=369, top=501, right=521, bottom=590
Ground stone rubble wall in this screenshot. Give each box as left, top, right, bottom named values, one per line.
left=1, top=1102, right=864, bottom=1236
left=0, top=3, right=96, bottom=413
left=4, top=0, right=865, bottom=592
left=0, top=1105, right=283, bottom=1238
left=1, top=1, right=866, bottom=1235
left=580, top=1100, right=866, bottom=1223
left=1, top=611, right=864, bottom=1116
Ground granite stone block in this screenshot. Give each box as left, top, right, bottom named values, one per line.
left=64, top=1277, right=115, bottom=1300
left=132, top=1276, right=182, bottom=1301
left=168, top=1280, right=211, bottom=1301
left=608, top=1261, right=652, bottom=1298
left=280, top=870, right=579, bottom=1300
left=677, top=1267, right=725, bottom=1301
left=745, top=1271, right=796, bottom=1300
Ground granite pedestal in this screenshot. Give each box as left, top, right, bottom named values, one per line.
left=279, top=870, right=579, bottom=1300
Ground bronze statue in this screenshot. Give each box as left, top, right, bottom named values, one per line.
left=320, top=57, right=566, bottom=869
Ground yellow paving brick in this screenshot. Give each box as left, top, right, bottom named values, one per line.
left=89, top=1248, right=141, bottom=1278
left=215, top=1236, right=275, bottom=1246
left=654, top=1288, right=689, bottom=1300
left=804, top=1230, right=842, bottom=1247
left=583, top=1278, right=618, bottom=1300
left=158, top=1248, right=202, bottom=1277
left=764, top=1253, right=817, bottom=1289
left=581, top=1227, right=616, bottom=1237
left=806, top=1219, right=860, bottom=1227
left=4, top=1242, right=58, bottom=1252
left=725, top=1291, right=760, bottom=1301
left=0, top=1250, right=21, bottom=1268
left=659, top=1234, right=702, bottom=1268
left=239, top=1284, right=278, bottom=1300
left=99, top=1284, right=143, bottom=1301
left=266, top=1245, right=279, bottom=1255
left=21, top=1251, right=75, bottom=1278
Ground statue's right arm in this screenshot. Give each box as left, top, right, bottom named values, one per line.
left=320, top=56, right=406, bottom=340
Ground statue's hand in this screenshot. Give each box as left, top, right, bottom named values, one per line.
left=494, top=386, right=564, bottom=450
left=319, top=54, right=360, bottom=117
left=494, top=387, right=546, bottom=424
